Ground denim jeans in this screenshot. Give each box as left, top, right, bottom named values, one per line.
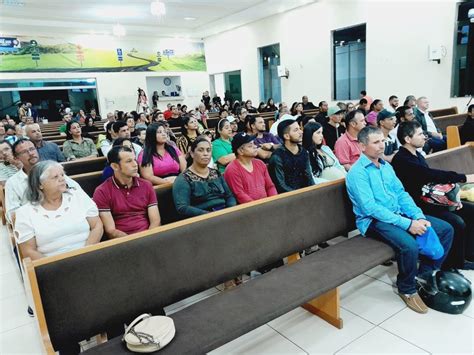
left=422, top=201, right=474, bottom=266
left=366, top=215, right=453, bottom=294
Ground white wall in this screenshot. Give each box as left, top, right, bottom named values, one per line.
left=204, top=0, right=468, bottom=112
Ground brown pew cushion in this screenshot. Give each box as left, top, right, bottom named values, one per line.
left=84, top=236, right=394, bottom=355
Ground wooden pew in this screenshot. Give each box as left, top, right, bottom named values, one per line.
left=430, top=106, right=458, bottom=118
left=61, top=157, right=106, bottom=176
left=24, top=178, right=395, bottom=354
left=446, top=125, right=462, bottom=149
left=23, top=143, right=474, bottom=354
left=434, top=113, right=466, bottom=134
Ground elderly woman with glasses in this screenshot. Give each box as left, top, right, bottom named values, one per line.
left=14, top=160, right=103, bottom=260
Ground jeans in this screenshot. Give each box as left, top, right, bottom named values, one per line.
left=423, top=135, right=447, bottom=154
left=422, top=201, right=474, bottom=266
left=366, top=215, right=453, bottom=294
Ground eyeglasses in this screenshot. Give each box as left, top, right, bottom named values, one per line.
left=16, top=146, right=37, bottom=156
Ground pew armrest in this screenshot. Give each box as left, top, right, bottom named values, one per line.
left=446, top=125, right=461, bottom=149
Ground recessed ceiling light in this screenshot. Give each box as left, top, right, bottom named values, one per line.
left=150, top=1, right=166, bottom=16
left=184, top=17, right=197, bottom=21
left=112, top=24, right=126, bottom=37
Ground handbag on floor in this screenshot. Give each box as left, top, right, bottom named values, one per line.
left=123, top=313, right=175, bottom=353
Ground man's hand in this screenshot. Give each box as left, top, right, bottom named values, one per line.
left=261, top=143, right=273, bottom=151
left=409, top=219, right=428, bottom=236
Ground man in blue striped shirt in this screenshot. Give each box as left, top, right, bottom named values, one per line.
left=346, top=126, right=453, bottom=314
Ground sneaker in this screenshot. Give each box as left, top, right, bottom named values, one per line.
left=27, top=306, right=34, bottom=317
left=398, top=293, right=428, bottom=314
left=462, top=261, right=474, bottom=270
left=303, top=245, right=319, bottom=256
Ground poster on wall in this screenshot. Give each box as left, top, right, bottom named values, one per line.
left=0, top=35, right=206, bottom=72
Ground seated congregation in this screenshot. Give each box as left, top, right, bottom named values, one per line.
left=2, top=92, right=474, bottom=352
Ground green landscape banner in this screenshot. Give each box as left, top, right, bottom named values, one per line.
left=0, top=35, right=206, bottom=72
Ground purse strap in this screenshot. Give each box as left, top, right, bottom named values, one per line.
left=123, top=313, right=151, bottom=338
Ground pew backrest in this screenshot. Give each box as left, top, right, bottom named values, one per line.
left=27, top=179, right=355, bottom=352
left=431, top=106, right=458, bottom=118
left=62, top=157, right=106, bottom=176
left=425, top=142, right=474, bottom=172
left=434, top=113, right=466, bottom=134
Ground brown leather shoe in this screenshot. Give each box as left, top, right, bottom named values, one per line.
left=398, top=293, right=428, bottom=314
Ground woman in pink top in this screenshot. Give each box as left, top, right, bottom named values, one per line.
left=224, top=132, right=277, bottom=204
left=365, top=99, right=384, bottom=126
left=138, top=122, right=186, bottom=185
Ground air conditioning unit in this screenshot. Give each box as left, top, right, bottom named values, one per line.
left=277, top=65, right=289, bottom=78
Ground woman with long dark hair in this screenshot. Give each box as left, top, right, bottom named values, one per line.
left=302, top=122, right=346, bottom=184
left=82, top=116, right=98, bottom=139
left=138, top=122, right=186, bottom=185
left=212, top=118, right=235, bottom=173
left=265, top=98, right=277, bottom=112
left=63, top=121, right=98, bottom=161
left=366, top=99, right=383, bottom=126
left=245, top=100, right=257, bottom=114
left=176, top=115, right=199, bottom=165
left=173, top=136, right=235, bottom=218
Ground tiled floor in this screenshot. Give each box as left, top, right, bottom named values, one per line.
left=0, top=224, right=473, bottom=354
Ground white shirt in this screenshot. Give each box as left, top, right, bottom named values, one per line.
left=14, top=188, right=98, bottom=257
left=421, top=110, right=437, bottom=133
left=4, top=169, right=80, bottom=223
left=269, top=114, right=296, bottom=136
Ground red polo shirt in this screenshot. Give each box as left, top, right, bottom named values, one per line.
left=334, top=132, right=361, bottom=166
left=93, top=176, right=157, bottom=235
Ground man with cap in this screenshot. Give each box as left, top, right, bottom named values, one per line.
left=227, top=115, right=238, bottom=137
left=335, top=109, right=367, bottom=171
left=224, top=132, right=277, bottom=204
left=377, top=109, right=399, bottom=163
left=268, top=120, right=314, bottom=193
left=322, top=106, right=346, bottom=150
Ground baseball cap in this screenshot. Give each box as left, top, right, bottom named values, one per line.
left=377, top=109, right=396, bottom=123
left=231, top=132, right=255, bottom=154
left=227, top=115, right=236, bottom=123
left=327, top=106, right=344, bottom=116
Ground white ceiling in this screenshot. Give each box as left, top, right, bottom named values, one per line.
left=0, top=0, right=316, bottom=39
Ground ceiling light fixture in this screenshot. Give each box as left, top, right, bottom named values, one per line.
left=184, top=17, right=196, bottom=21
left=150, top=1, right=166, bottom=16
left=112, top=23, right=126, bottom=37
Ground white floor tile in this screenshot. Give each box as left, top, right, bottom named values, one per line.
left=336, top=326, right=428, bottom=354
left=340, top=274, right=405, bottom=324
left=0, top=322, right=43, bottom=355
left=380, top=307, right=474, bottom=354
left=364, top=264, right=398, bottom=286
left=268, top=307, right=374, bottom=354
left=164, top=287, right=220, bottom=315
left=209, top=324, right=306, bottom=354
left=0, top=271, right=24, bottom=301
left=0, top=253, right=19, bottom=276
left=0, top=293, right=32, bottom=333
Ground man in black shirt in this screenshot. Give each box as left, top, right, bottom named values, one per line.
left=460, top=104, right=474, bottom=145
left=314, top=101, right=329, bottom=124
left=322, top=107, right=345, bottom=150
left=268, top=120, right=314, bottom=193
left=392, top=121, right=474, bottom=270
left=302, top=96, right=317, bottom=111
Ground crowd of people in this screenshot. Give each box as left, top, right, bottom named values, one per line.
left=1, top=89, right=474, bottom=316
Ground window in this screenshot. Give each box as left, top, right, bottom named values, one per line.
left=258, top=44, right=281, bottom=104
left=332, top=24, right=366, bottom=100
left=452, top=1, right=474, bottom=97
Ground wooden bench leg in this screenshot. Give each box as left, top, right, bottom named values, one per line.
left=287, top=253, right=343, bottom=329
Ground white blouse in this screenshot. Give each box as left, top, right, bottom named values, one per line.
left=15, top=188, right=99, bottom=257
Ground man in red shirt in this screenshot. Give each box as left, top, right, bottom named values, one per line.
left=224, top=132, right=277, bottom=204
left=335, top=109, right=366, bottom=171
left=93, top=146, right=161, bottom=238
left=163, top=103, right=173, bottom=120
